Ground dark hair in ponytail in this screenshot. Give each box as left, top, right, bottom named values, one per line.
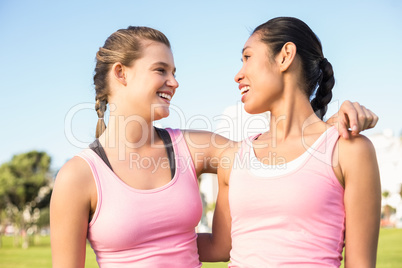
left=311, top=58, right=335, bottom=119
left=252, top=17, right=335, bottom=119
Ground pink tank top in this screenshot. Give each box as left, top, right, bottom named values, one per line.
left=78, top=128, right=202, bottom=268
left=229, top=126, right=345, bottom=267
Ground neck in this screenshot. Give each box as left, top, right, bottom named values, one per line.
left=268, top=89, right=321, bottom=141
left=100, top=112, right=157, bottom=153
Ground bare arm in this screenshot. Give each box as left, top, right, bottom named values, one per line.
left=50, top=157, right=96, bottom=268
left=326, top=101, right=379, bottom=139
left=182, top=130, right=236, bottom=176
left=337, top=135, right=381, bottom=267
left=197, top=147, right=235, bottom=262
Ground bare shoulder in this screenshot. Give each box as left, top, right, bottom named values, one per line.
left=338, top=133, right=376, bottom=158
left=56, top=156, right=93, bottom=183
left=53, top=156, right=95, bottom=197
left=336, top=134, right=379, bottom=184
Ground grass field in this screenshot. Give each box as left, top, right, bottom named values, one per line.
left=0, top=228, right=400, bottom=267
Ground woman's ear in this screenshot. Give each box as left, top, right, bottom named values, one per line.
left=278, top=42, right=297, bottom=72
left=112, top=62, right=127, bottom=86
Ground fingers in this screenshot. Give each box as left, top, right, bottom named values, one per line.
left=351, top=103, right=379, bottom=135
left=360, top=105, right=372, bottom=131
left=339, top=112, right=350, bottom=139
left=336, top=100, right=379, bottom=138
left=351, top=102, right=366, bottom=135
left=325, top=101, right=350, bottom=139
left=366, top=108, right=379, bottom=129
left=339, top=100, right=358, bottom=136
left=349, top=102, right=379, bottom=136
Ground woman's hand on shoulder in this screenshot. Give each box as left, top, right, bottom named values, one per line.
left=326, top=100, right=378, bottom=139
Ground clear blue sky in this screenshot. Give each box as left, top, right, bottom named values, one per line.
left=1, top=0, right=401, bottom=169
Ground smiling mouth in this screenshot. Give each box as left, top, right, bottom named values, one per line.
left=157, top=92, right=172, bottom=101
left=240, top=86, right=250, bottom=95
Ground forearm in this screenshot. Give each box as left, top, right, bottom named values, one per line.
left=197, top=186, right=232, bottom=262
left=197, top=233, right=230, bottom=262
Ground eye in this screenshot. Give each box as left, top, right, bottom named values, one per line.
left=241, top=55, right=250, bottom=62
left=156, top=68, right=166, bottom=74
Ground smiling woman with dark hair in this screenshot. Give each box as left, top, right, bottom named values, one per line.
left=198, top=17, right=381, bottom=267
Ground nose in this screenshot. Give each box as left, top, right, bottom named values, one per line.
left=234, top=68, right=244, bottom=83
left=167, top=74, right=179, bottom=89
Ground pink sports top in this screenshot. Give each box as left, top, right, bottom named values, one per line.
left=229, top=126, right=345, bottom=267
left=78, top=128, right=202, bottom=268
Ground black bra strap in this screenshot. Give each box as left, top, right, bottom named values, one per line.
left=89, top=127, right=176, bottom=179
left=89, top=139, right=114, bottom=171
left=155, top=127, right=176, bottom=179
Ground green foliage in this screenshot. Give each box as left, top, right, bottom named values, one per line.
left=36, top=207, right=50, bottom=229
left=0, top=151, right=53, bottom=246
left=1, top=151, right=51, bottom=210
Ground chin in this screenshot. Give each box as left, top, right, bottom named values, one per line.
left=244, top=102, right=269, bottom=115
left=153, top=110, right=170, bottom=121
left=244, top=106, right=262, bottom=115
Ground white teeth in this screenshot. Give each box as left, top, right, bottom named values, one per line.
left=241, top=86, right=250, bottom=95
left=157, top=93, right=172, bottom=101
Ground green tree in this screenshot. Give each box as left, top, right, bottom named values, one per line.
left=0, top=151, right=52, bottom=248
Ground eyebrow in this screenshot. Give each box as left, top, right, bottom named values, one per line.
left=152, top=61, right=176, bottom=74
left=242, top=46, right=250, bottom=54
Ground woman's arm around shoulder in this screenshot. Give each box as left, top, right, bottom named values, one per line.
left=182, top=129, right=236, bottom=176
left=50, top=156, right=97, bottom=268
left=326, top=100, right=379, bottom=139
left=336, top=134, right=381, bottom=268
left=197, top=145, right=238, bottom=262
